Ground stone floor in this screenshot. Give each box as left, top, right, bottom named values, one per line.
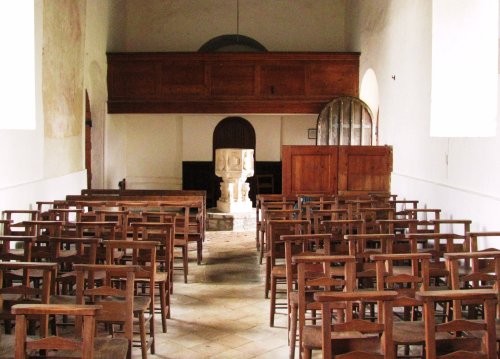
left=142, top=230, right=297, bottom=359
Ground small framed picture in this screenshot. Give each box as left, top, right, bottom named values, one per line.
left=308, top=128, right=317, bottom=139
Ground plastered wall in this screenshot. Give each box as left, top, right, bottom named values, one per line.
left=122, top=0, right=346, bottom=52
left=346, top=0, right=500, bottom=242
left=105, top=114, right=317, bottom=189
left=0, top=0, right=86, bottom=213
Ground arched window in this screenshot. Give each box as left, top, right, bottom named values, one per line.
left=199, top=34, right=267, bottom=52
left=316, top=97, right=374, bottom=146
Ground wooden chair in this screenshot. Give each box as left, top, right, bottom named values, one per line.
left=315, top=290, right=398, bottom=359
left=371, top=252, right=432, bottom=358
left=265, top=219, right=310, bottom=312
left=255, top=194, right=288, bottom=249
left=388, top=200, right=418, bottom=219
left=1, top=210, right=39, bottom=235
left=310, top=209, right=348, bottom=234
left=106, top=241, right=161, bottom=354
left=405, top=232, right=468, bottom=285
left=162, top=201, right=203, bottom=265
left=357, top=207, right=395, bottom=234
left=13, top=303, right=129, bottom=359
left=468, top=231, right=500, bottom=253
left=95, top=210, right=130, bottom=241
left=131, top=222, right=174, bottom=332
left=445, top=250, right=500, bottom=317
left=281, top=233, right=332, bottom=358
left=0, top=220, right=11, bottom=235
left=0, top=261, right=56, bottom=335
left=295, top=254, right=356, bottom=359
left=47, top=237, right=101, bottom=296
left=159, top=203, right=197, bottom=283
left=321, top=219, right=365, bottom=255
left=259, top=201, right=297, bottom=264
left=402, top=208, right=441, bottom=233
left=75, top=221, right=118, bottom=263
left=377, top=219, right=418, bottom=254
left=415, top=289, right=497, bottom=359
left=48, top=208, right=84, bottom=237
left=74, top=264, right=145, bottom=359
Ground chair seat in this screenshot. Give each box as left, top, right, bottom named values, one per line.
left=271, top=265, right=286, bottom=278
left=393, top=321, right=425, bottom=344
left=52, top=337, right=129, bottom=359
left=302, top=325, right=368, bottom=349
left=94, top=337, right=129, bottom=359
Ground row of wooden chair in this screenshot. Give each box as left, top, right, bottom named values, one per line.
left=255, top=193, right=500, bottom=359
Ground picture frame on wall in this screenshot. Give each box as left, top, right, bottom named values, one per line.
left=308, top=128, right=317, bottom=139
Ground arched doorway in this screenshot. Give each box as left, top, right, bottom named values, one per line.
left=212, top=117, right=256, bottom=205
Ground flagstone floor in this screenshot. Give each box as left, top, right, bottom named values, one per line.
left=143, top=230, right=300, bottom=359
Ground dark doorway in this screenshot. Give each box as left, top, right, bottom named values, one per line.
left=85, top=91, right=92, bottom=189
left=212, top=117, right=256, bottom=206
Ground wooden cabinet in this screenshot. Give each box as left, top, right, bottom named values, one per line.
left=107, top=52, right=359, bottom=114
left=282, top=145, right=392, bottom=196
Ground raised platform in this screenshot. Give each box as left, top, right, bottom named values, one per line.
left=207, top=208, right=256, bottom=232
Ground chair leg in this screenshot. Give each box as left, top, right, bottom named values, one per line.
left=303, top=347, right=311, bottom=359
left=270, top=275, right=276, bottom=327
left=289, top=304, right=297, bottom=359
left=159, top=282, right=167, bottom=333
left=139, top=312, right=147, bottom=359
left=259, top=231, right=265, bottom=264
left=197, top=239, right=202, bottom=264
left=149, top=303, right=155, bottom=354
left=183, top=246, right=188, bottom=283
left=265, top=259, right=271, bottom=298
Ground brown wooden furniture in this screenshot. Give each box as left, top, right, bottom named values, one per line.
left=74, top=264, right=145, bottom=359
left=0, top=261, right=57, bottom=336
left=282, top=145, right=393, bottom=197
left=266, top=219, right=311, bottom=326
left=371, top=253, right=432, bottom=358
left=106, top=240, right=163, bottom=353
left=259, top=201, right=296, bottom=263
left=294, top=254, right=356, bottom=359
left=1, top=210, right=39, bottom=235
left=11, top=303, right=127, bottom=359
left=281, top=233, right=333, bottom=359
left=415, top=289, right=497, bottom=359
left=468, top=231, right=500, bottom=252
left=107, top=52, right=360, bottom=114
left=321, top=219, right=365, bottom=255
left=314, top=290, right=398, bottom=359
left=131, top=222, right=174, bottom=332
left=47, top=237, right=101, bottom=297
left=256, top=194, right=289, bottom=248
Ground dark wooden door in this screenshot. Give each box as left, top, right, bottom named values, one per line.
left=85, top=91, right=92, bottom=189
left=211, top=117, right=256, bottom=207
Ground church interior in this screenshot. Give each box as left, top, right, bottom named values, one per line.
left=1, top=1, right=500, bottom=358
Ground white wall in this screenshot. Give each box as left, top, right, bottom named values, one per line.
left=122, top=0, right=346, bottom=52
left=346, top=0, right=500, bottom=245
left=105, top=114, right=318, bottom=189
left=0, top=0, right=86, bottom=214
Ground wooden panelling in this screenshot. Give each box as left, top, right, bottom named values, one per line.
left=282, top=146, right=338, bottom=196
left=107, top=52, right=360, bottom=114
left=282, top=145, right=392, bottom=196
left=337, top=146, right=392, bottom=194
left=259, top=64, right=306, bottom=96
left=210, top=63, right=256, bottom=96
left=160, top=62, right=206, bottom=96
left=108, top=61, right=157, bottom=98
